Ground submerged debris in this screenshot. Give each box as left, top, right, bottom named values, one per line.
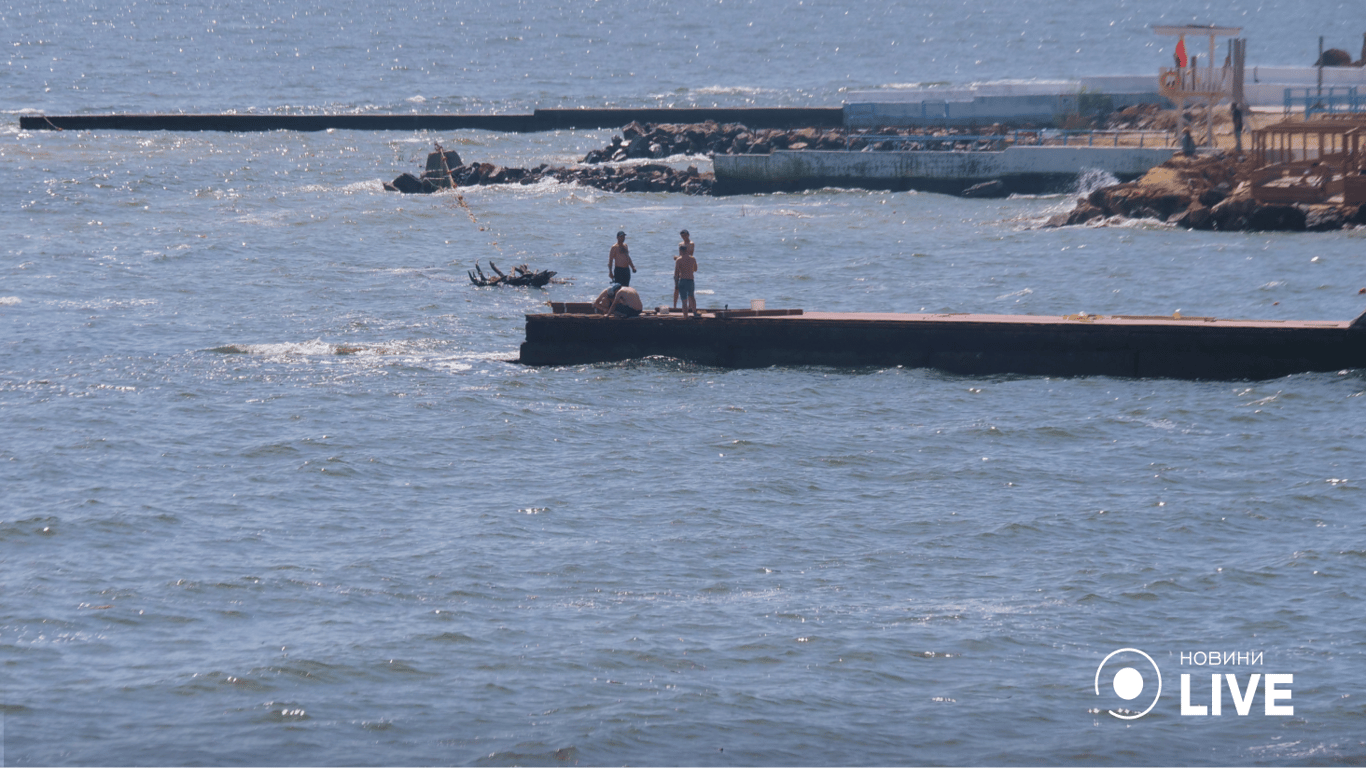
left=468, top=261, right=557, bottom=288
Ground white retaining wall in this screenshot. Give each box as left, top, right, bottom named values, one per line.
left=715, top=146, right=1176, bottom=185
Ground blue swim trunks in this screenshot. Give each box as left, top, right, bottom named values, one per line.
left=677, top=278, right=695, bottom=299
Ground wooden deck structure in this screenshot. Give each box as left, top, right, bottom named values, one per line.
left=1250, top=116, right=1366, bottom=203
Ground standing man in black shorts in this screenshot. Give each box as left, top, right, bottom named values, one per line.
left=608, top=230, right=635, bottom=286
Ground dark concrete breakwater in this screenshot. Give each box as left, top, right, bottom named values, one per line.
left=18, top=107, right=843, bottom=133
left=520, top=305, right=1366, bottom=380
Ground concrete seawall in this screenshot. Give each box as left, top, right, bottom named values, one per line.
left=843, top=78, right=1164, bottom=127
left=520, top=310, right=1366, bottom=380
left=713, top=146, right=1177, bottom=195
left=18, top=107, right=844, bottom=133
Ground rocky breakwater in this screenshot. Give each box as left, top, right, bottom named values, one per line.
left=385, top=122, right=1037, bottom=198
left=384, top=147, right=714, bottom=196
left=581, top=121, right=849, bottom=162
left=580, top=120, right=1005, bottom=163
left=1048, top=154, right=1366, bottom=232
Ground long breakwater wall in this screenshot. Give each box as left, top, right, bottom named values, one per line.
left=18, top=107, right=845, bottom=133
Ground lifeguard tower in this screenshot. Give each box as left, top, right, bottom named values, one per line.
left=1154, top=24, right=1244, bottom=148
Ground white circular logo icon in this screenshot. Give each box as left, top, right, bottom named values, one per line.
left=1094, top=648, right=1162, bottom=719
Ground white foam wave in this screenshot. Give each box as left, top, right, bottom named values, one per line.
left=689, top=85, right=777, bottom=96
left=50, top=298, right=157, bottom=310
left=0, top=296, right=21, bottom=306
left=209, top=339, right=399, bottom=357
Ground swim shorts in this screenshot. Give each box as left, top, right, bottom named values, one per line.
left=613, top=266, right=632, bottom=286
left=676, top=278, right=695, bottom=300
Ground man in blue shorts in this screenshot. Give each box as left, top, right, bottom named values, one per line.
left=674, top=243, right=699, bottom=318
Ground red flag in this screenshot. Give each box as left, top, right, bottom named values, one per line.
left=1174, top=37, right=1188, bottom=67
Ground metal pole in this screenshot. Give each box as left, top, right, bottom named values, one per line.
left=1318, top=36, right=1324, bottom=97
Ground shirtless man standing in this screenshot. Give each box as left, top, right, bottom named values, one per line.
left=673, top=229, right=694, bottom=310
left=608, top=231, right=635, bottom=286
left=674, top=240, right=699, bottom=318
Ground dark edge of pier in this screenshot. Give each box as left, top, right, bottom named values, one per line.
left=18, top=107, right=845, bottom=133
left=519, top=309, right=1366, bottom=381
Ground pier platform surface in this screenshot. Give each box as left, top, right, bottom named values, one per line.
left=520, top=307, right=1366, bottom=380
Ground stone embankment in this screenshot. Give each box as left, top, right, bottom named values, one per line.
left=1047, top=155, right=1366, bottom=232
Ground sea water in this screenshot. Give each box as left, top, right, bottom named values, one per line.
left=4, top=0, right=1366, bottom=765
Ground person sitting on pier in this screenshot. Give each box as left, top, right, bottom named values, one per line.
left=593, top=284, right=620, bottom=314
left=674, top=242, right=699, bottom=318
left=607, top=285, right=643, bottom=318
left=608, top=230, right=636, bottom=286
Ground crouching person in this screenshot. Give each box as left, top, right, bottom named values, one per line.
left=594, top=284, right=642, bottom=318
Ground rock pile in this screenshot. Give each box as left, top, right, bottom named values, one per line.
left=579, top=121, right=1008, bottom=163
left=1047, top=154, right=1366, bottom=232
left=582, top=121, right=849, bottom=162
left=384, top=150, right=714, bottom=195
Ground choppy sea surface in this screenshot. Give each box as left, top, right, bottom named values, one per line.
left=4, top=0, right=1366, bottom=765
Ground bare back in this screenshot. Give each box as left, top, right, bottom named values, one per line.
left=675, top=253, right=698, bottom=280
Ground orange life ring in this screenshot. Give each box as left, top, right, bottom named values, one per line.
left=1161, top=71, right=1180, bottom=90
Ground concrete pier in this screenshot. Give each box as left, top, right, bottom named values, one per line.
left=713, top=145, right=1177, bottom=195
left=520, top=308, right=1366, bottom=380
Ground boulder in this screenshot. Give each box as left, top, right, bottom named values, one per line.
left=1316, top=48, right=1354, bottom=66
left=424, top=150, right=462, bottom=174
left=1304, top=205, right=1351, bottom=232
left=1245, top=204, right=1306, bottom=232
left=1175, top=203, right=1214, bottom=230
left=388, top=172, right=427, bottom=194
left=626, top=135, right=651, bottom=158
left=962, top=180, right=1008, bottom=198
left=1209, top=186, right=1258, bottom=230
left=1198, top=188, right=1228, bottom=208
